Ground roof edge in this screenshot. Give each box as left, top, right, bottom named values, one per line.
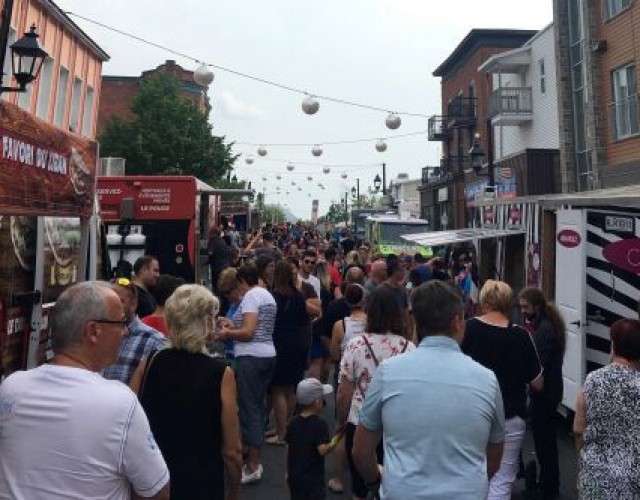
left=432, top=29, right=538, bottom=78
left=39, top=1, right=110, bottom=61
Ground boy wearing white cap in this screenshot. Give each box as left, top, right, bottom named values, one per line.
left=285, top=378, right=340, bottom=499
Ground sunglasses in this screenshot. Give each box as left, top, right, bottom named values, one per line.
left=304, top=260, right=316, bottom=265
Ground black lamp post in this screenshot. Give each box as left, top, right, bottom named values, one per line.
left=469, top=132, right=494, bottom=186
left=373, top=163, right=388, bottom=195
left=0, top=0, right=48, bottom=95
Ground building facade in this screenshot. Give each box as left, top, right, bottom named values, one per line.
left=554, top=0, right=640, bottom=191
left=421, top=29, right=537, bottom=230
left=473, top=22, right=561, bottom=221
left=1, top=0, right=109, bottom=139
left=390, top=174, right=421, bottom=218
left=96, top=59, right=211, bottom=135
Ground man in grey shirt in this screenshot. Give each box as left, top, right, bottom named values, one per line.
left=353, top=280, right=505, bottom=499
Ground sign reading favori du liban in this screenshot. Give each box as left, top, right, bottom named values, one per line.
left=0, top=101, right=97, bottom=217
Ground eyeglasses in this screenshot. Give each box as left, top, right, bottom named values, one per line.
left=304, top=260, right=316, bottom=265
left=91, top=318, right=128, bottom=329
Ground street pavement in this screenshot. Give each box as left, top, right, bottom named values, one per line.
left=242, top=392, right=578, bottom=499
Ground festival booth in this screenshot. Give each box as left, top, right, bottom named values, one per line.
left=0, top=101, right=99, bottom=376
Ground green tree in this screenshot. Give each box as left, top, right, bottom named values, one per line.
left=99, top=72, right=237, bottom=185
left=263, top=204, right=286, bottom=224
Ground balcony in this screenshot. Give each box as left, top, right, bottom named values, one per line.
left=421, top=156, right=470, bottom=186
left=427, top=115, right=449, bottom=141
left=489, top=87, right=533, bottom=126
left=447, top=96, right=477, bottom=128
left=610, top=94, right=639, bottom=141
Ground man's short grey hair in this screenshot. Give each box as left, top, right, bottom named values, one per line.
left=345, top=266, right=365, bottom=285
left=411, top=280, right=464, bottom=340
left=50, top=281, right=111, bottom=351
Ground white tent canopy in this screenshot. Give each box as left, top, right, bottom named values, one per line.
left=401, top=228, right=525, bottom=247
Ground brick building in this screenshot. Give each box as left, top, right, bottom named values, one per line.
left=96, top=59, right=210, bottom=135
left=554, top=0, right=640, bottom=191
left=421, top=29, right=537, bottom=230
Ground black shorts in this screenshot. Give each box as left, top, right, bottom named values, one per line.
left=345, top=422, right=384, bottom=498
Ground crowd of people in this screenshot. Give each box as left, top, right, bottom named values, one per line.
left=0, top=221, right=639, bottom=500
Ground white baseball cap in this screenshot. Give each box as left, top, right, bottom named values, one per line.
left=296, top=377, right=333, bottom=405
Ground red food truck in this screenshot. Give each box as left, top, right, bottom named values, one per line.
left=0, top=101, right=99, bottom=377
left=96, top=175, right=252, bottom=285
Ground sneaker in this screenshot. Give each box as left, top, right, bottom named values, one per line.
left=241, top=464, right=263, bottom=484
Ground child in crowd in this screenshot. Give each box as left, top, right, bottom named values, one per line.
left=285, top=378, right=341, bottom=500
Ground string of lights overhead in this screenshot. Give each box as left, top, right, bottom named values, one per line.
left=65, top=11, right=431, bottom=128
left=65, top=10, right=426, bottom=206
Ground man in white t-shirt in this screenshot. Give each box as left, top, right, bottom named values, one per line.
left=0, top=282, right=170, bottom=500
left=299, top=249, right=322, bottom=298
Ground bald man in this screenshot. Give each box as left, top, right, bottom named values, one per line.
left=364, top=259, right=388, bottom=295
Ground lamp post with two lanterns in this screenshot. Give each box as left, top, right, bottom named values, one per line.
left=0, top=0, right=49, bottom=96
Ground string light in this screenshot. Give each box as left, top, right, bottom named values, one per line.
left=64, top=12, right=431, bottom=119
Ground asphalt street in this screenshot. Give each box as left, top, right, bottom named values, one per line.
left=242, top=392, right=578, bottom=499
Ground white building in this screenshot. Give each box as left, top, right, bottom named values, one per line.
left=391, top=174, right=421, bottom=218
left=480, top=23, right=560, bottom=161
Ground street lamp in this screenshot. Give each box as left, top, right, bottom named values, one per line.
left=469, top=132, right=494, bottom=186
left=0, top=18, right=48, bottom=95
left=373, top=174, right=382, bottom=193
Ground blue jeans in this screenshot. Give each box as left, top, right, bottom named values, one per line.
left=235, top=356, right=276, bottom=447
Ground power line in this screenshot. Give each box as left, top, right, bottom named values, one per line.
left=65, top=11, right=431, bottom=118
left=236, top=130, right=427, bottom=147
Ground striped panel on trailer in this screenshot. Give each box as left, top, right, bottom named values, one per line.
left=585, top=211, right=640, bottom=373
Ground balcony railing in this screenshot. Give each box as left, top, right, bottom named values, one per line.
left=489, top=87, right=533, bottom=123
left=427, top=115, right=449, bottom=141
left=610, top=94, right=639, bottom=140
left=421, top=156, right=469, bottom=185
left=447, top=96, right=477, bottom=128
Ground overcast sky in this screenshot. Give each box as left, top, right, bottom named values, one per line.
left=57, top=0, right=552, bottom=219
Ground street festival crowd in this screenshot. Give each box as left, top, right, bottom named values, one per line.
left=1, top=222, right=640, bottom=500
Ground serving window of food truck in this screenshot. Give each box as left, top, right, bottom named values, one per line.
left=0, top=101, right=99, bottom=378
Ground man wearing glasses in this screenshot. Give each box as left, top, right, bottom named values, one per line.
left=0, top=282, right=170, bottom=499
left=102, top=277, right=166, bottom=384
left=299, top=249, right=321, bottom=298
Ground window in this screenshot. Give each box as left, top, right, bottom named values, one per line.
left=54, top=67, right=69, bottom=127
left=69, top=77, right=83, bottom=132
left=36, top=57, right=54, bottom=120
left=605, top=0, right=631, bottom=19
left=539, top=59, right=546, bottom=94
left=1, top=28, right=16, bottom=101
left=82, top=86, right=94, bottom=137
left=611, top=65, right=638, bottom=139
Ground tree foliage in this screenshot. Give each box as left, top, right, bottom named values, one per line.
left=263, top=204, right=286, bottom=224
left=99, top=72, right=237, bottom=185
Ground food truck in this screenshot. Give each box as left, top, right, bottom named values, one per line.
left=97, top=175, right=252, bottom=286
left=405, top=186, right=640, bottom=415
left=365, top=214, right=432, bottom=257
left=0, top=101, right=99, bottom=377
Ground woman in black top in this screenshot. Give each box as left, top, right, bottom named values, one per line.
left=462, top=279, right=543, bottom=500
left=519, top=287, right=566, bottom=498
left=130, top=284, right=242, bottom=500
left=268, top=261, right=311, bottom=444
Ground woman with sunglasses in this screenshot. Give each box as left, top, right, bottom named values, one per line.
left=216, top=263, right=277, bottom=485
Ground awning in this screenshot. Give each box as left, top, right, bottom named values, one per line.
left=402, top=228, right=525, bottom=247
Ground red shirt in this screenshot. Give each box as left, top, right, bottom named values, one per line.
left=141, top=314, right=168, bottom=336
left=326, top=263, right=343, bottom=287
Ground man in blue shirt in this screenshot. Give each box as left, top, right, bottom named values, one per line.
left=353, top=280, right=505, bottom=500
left=102, top=278, right=166, bottom=384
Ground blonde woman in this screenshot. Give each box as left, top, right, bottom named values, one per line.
left=130, top=284, right=242, bottom=500
left=461, top=280, right=543, bottom=500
